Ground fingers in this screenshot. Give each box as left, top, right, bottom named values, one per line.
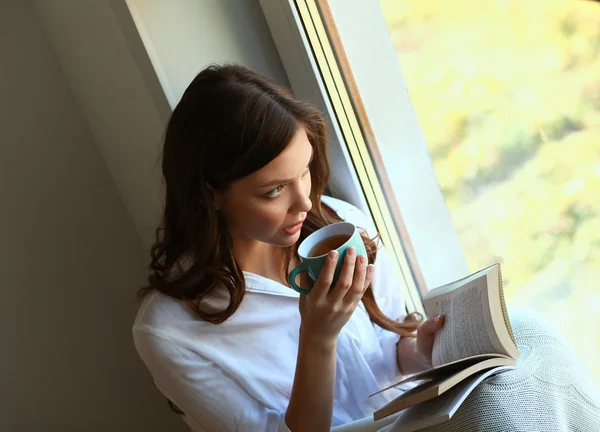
left=329, top=247, right=358, bottom=301
left=364, top=264, right=375, bottom=292
left=418, top=315, right=445, bottom=336
left=310, top=250, right=339, bottom=300
left=309, top=247, right=375, bottom=315
left=416, top=315, right=445, bottom=355
left=345, top=255, right=372, bottom=307
left=298, top=271, right=315, bottom=293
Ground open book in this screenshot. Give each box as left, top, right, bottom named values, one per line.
left=381, top=365, right=515, bottom=432
left=370, top=263, right=518, bottom=425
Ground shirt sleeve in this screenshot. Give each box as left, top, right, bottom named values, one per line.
left=340, top=202, right=408, bottom=382
left=133, top=329, right=291, bottom=432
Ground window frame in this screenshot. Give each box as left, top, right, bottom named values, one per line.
left=260, top=0, right=471, bottom=314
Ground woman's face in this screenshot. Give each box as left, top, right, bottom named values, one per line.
left=214, top=127, right=314, bottom=249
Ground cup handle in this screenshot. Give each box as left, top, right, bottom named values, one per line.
left=288, top=261, right=312, bottom=295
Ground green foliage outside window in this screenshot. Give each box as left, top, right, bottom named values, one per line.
left=380, top=0, right=600, bottom=385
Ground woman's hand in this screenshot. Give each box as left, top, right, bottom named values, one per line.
left=298, top=247, right=375, bottom=348
left=415, top=315, right=446, bottom=366
left=397, top=314, right=445, bottom=374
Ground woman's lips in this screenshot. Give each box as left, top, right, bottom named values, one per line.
left=282, top=219, right=304, bottom=235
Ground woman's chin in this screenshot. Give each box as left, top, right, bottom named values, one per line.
left=274, top=231, right=301, bottom=247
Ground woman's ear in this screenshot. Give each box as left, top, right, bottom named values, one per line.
left=206, top=184, right=222, bottom=210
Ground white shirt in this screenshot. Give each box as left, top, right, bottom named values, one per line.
left=133, top=196, right=407, bottom=431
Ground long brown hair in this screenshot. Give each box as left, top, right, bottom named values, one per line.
left=140, top=64, right=420, bottom=337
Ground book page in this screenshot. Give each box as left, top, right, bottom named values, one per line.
left=370, top=354, right=497, bottom=398
left=425, top=276, right=508, bottom=367
left=385, top=366, right=514, bottom=432
left=371, top=356, right=515, bottom=420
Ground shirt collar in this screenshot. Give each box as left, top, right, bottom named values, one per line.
left=243, top=271, right=300, bottom=299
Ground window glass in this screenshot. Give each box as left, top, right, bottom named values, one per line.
left=380, top=0, right=600, bottom=385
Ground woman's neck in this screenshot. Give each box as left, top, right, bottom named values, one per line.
left=233, top=241, right=299, bottom=286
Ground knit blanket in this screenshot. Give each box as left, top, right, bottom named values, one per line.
left=335, top=307, right=600, bottom=432
left=395, top=307, right=600, bottom=432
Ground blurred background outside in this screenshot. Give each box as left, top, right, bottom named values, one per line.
left=380, top=0, right=600, bottom=385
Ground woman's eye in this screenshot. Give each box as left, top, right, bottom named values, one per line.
left=264, top=185, right=284, bottom=199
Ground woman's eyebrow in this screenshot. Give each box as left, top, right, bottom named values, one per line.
left=259, top=146, right=314, bottom=188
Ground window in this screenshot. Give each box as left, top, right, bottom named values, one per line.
left=261, top=0, right=599, bottom=386
left=379, top=0, right=600, bottom=386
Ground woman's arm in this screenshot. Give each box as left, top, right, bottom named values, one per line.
left=285, top=248, right=375, bottom=431
left=133, top=332, right=287, bottom=431
left=284, top=332, right=337, bottom=431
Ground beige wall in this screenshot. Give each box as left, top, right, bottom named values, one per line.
left=0, top=1, right=182, bottom=430
left=32, top=0, right=290, bottom=250
left=3, top=0, right=290, bottom=430
left=31, top=0, right=171, bottom=252
left=126, top=0, right=289, bottom=107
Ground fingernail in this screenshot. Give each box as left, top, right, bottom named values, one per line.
left=358, top=255, right=366, bottom=265
left=435, top=315, right=442, bottom=322
left=347, top=247, right=356, bottom=257
left=367, top=264, right=375, bottom=274
left=328, top=250, right=338, bottom=261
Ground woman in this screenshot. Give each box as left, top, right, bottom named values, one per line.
left=133, top=64, right=445, bottom=431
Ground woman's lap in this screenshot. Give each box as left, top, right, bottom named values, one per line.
left=419, top=308, right=600, bottom=432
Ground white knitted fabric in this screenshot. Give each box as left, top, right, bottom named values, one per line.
left=405, top=307, right=600, bottom=432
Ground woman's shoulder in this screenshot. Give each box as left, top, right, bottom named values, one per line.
left=321, top=195, right=378, bottom=238
left=132, top=290, right=202, bottom=342
left=321, top=194, right=354, bottom=214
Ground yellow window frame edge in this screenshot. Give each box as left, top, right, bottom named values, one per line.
left=294, top=0, right=426, bottom=315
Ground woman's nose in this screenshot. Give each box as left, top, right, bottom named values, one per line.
left=292, top=188, right=312, bottom=214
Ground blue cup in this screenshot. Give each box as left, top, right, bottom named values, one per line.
left=288, top=222, right=367, bottom=294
